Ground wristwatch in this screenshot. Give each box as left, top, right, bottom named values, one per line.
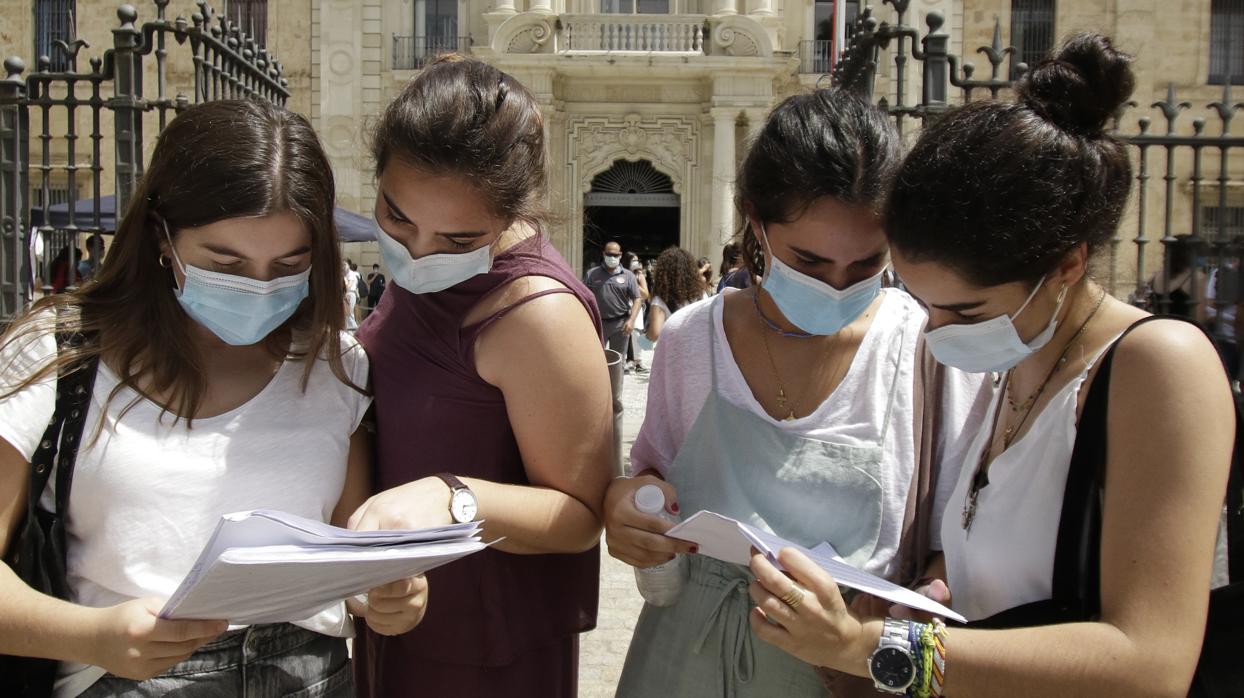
left=868, top=618, right=917, bottom=695
left=435, top=473, right=477, bottom=523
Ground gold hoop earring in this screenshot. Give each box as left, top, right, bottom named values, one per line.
left=158, top=254, right=172, bottom=269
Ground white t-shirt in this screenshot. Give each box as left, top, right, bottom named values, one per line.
left=0, top=321, right=370, bottom=697
left=630, top=289, right=993, bottom=577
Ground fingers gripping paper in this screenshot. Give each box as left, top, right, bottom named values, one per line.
left=666, top=511, right=966, bottom=623
left=160, top=510, right=488, bottom=624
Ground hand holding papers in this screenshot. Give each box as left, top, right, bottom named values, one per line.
left=666, top=511, right=965, bottom=623
left=160, top=510, right=489, bottom=624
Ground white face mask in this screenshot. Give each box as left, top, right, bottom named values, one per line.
left=923, top=276, right=1067, bottom=373
left=374, top=220, right=493, bottom=294
left=603, top=254, right=622, bottom=270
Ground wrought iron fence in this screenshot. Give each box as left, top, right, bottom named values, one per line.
left=392, top=35, right=471, bottom=70
left=829, top=0, right=1244, bottom=339
left=0, top=0, right=290, bottom=323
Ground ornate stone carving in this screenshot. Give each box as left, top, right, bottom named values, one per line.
left=567, top=113, right=699, bottom=195
left=708, top=16, right=772, bottom=57
left=493, top=15, right=554, bottom=54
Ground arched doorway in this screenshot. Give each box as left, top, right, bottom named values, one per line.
left=582, top=159, right=680, bottom=273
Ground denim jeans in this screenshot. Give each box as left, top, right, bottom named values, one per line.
left=79, top=623, right=353, bottom=698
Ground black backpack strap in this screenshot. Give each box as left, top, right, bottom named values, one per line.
left=17, top=332, right=99, bottom=595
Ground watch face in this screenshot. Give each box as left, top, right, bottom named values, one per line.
left=451, top=489, right=477, bottom=523
left=869, top=646, right=915, bottom=691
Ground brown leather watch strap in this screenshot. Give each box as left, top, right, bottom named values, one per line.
left=435, top=472, right=467, bottom=492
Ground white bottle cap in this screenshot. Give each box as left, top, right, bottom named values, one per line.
left=634, top=484, right=667, bottom=514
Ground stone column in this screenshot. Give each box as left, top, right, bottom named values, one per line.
left=713, top=0, right=737, bottom=16
left=745, top=0, right=772, bottom=16
left=493, top=0, right=518, bottom=15
left=530, top=0, right=554, bottom=12
left=711, top=107, right=738, bottom=247
left=743, top=107, right=767, bottom=152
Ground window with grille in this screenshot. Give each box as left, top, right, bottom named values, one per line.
left=224, top=0, right=268, bottom=47
left=34, top=0, right=76, bottom=72
left=1203, top=205, right=1244, bottom=240
left=1210, top=0, right=1244, bottom=85
left=1010, top=0, right=1055, bottom=80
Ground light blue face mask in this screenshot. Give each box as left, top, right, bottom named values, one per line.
left=375, top=219, right=493, bottom=294
left=165, top=223, right=311, bottom=346
left=758, top=224, right=885, bottom=336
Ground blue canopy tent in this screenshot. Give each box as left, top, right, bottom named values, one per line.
left=28, top=195, right=377, bottom=242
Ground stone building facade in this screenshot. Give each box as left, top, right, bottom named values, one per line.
left=1, top=0, right=1239, bottom=286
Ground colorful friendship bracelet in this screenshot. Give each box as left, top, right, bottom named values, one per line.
left=904, top=619, right=948, bottom=698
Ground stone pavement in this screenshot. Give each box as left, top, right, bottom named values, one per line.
left=579, top=366, right=652, bottom=698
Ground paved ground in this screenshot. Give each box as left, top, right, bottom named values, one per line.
left=579, top=366, right=651, bottom=698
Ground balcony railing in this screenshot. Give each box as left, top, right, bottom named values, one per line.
left=392, top=35, right=470, bottom=70
left=798, top=39, right=833, bottom=74
left=561, top=15, right=707, bottom=53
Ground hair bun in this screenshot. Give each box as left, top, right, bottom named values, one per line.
left=1015, top=32, right=1135, bottom=136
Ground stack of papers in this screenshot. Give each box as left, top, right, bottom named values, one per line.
left=160, top=510, right=489, bottom=624
left=666, top=511, right=965, bottom=623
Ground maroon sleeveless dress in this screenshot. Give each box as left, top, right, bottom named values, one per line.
left=354, top=234, right=602, bottom=697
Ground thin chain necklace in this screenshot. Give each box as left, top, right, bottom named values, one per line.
left=752, top=291, right=816, bottom=339
left=756, top=298, right=864, bottom=421
left=961, top=288, right=1108, bottom=533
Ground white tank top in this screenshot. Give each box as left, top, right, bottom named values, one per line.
left=940, top=343, right=1114, bottom=621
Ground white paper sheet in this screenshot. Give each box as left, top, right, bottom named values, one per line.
left=666, top=511, right=966, bottom=623
left=160, top=510, right=488, bottom=624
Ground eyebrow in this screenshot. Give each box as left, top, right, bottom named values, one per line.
left=203, top=243, right=312, bottom=259
left=380, top=190, right=489, bottom=238
left=787, top=245, right=889, bottom=266
left=931, top=300, right=987, bottom=312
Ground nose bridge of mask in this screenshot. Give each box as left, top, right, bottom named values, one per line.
left=759, top=223, right=883, bottom=298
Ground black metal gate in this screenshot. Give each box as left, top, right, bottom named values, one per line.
left=0, top=0, right=290, bottom=323
left=830, top=0, right=1243, bottom=337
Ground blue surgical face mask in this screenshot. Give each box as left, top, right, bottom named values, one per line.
left=922, top=276, right=1066, bottom=373
left=375, top=220, right=492, bottom=294
left=757, top=224, right=885, bottom=336
left=164, top=223, right=311, bottom=346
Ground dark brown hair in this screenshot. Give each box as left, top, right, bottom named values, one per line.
left=884, top=32, right=1136, bottom=287
left=371, top=55, right=547, bottom=226
left=0, top=99, right=354, bottom=424
left=652, top=247, right=704, bottom=313
left=736, top=88, right=900, bottom=278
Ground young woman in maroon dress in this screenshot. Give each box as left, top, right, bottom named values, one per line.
left=349, top=56, right=613, bottom=697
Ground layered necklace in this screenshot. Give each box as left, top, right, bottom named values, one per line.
left=752, top=290, right=864, bottom=421
left=961, top=288, right=1107, bottom=533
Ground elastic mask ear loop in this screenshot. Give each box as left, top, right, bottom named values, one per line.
left=160, top=218, right=188, bottom=290
left=1010, top=275, right=1048, bottom=321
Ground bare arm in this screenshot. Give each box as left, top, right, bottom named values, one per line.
left=331, top=426, right=373, bottom=527
left=645, top=304, right=668, bottom=342
left=348, top=280, right=613, bottom=555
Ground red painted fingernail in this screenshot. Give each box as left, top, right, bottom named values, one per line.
left=690, top=545, right=699, bottom=554
left=670, top=502, right=680, bottom=514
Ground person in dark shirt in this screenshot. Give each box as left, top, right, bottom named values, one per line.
left=583, top=240, right=643, bottom=365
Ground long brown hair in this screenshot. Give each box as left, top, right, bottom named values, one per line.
left=0, top=99, right=355, bottom=425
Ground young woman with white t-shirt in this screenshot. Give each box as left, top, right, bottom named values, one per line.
left=747, top=35, right=1235, bottom=698
left=602, top=89, right=993, bottom=697
left=0, top=100, right=427, bottom=697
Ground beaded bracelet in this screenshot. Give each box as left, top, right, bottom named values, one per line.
left=929, top=619, right=948, bottom=698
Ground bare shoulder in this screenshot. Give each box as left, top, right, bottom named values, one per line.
left=463, top=274, right=573, bottom=328
left=1107, top=313, right=1233, bottom=425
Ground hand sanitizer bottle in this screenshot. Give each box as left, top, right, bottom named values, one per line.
left=632, top=484, right=687, bottom=606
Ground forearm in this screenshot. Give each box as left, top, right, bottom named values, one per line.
left=0, top=564, right=100, bottom=663
left=938, top=622, right=1192, bottom=698
left=629, top=299, right=643, bottom=323
left=461, top=477, right=602, bottom=554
